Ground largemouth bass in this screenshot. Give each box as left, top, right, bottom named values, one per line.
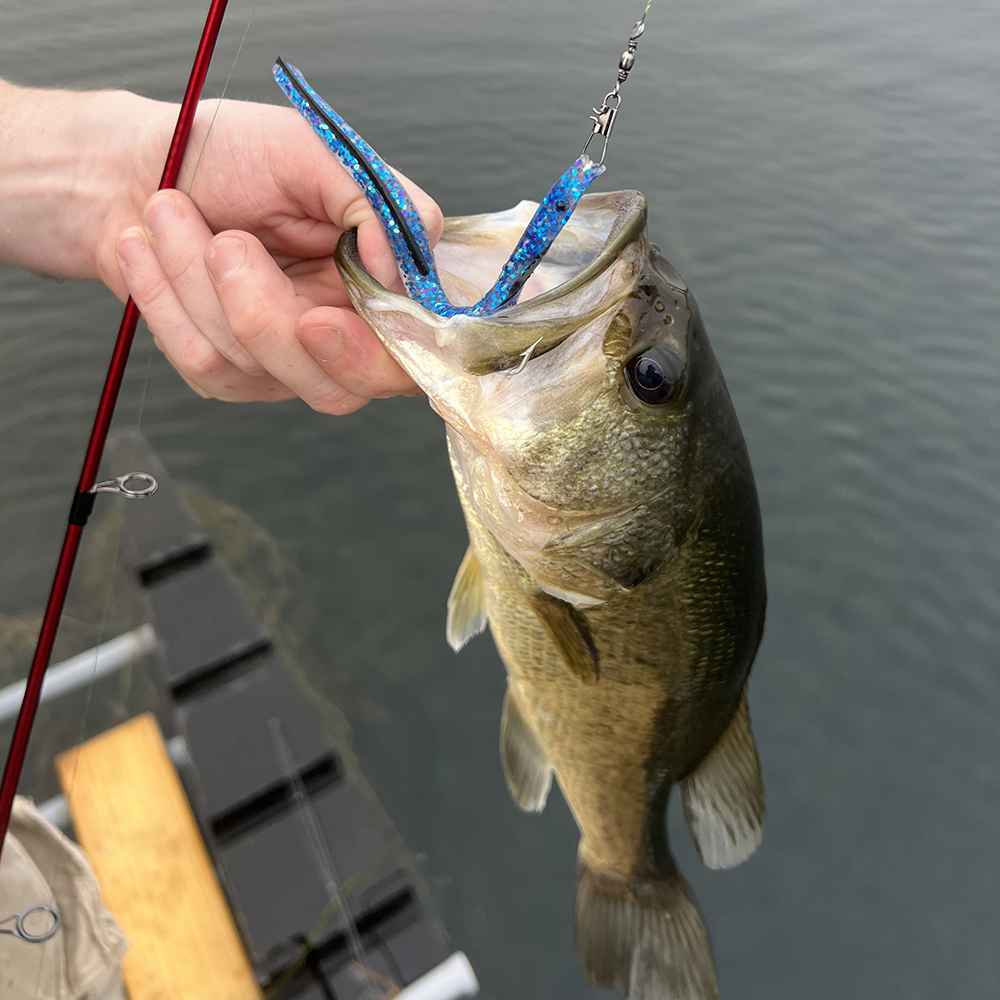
left=336, top=191, right=767, bottom=1000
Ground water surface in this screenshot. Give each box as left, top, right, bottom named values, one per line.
left=1, top=0, right=999, bottom=996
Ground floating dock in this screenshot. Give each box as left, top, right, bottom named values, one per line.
left=30, top=429, right=478, bottom=1000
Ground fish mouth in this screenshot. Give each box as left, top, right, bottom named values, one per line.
left=335, top=190, right=647, bottom=376
left=336, top=191, right=653, bottom=606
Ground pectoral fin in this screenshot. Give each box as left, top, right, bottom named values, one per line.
left=527, top=591, right=599, bottom=684
left=446, top=546, right=487, bottom=652
left=500, top=689, right=552, bottom=812
left=680, top=686, right=764, bottom=870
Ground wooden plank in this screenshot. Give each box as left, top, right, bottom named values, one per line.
left=56, top=713, right=261, bottom=1000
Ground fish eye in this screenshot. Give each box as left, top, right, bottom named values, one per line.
left=624, top=346, right=685, bottom=405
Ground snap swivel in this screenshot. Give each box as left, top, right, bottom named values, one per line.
left=580, top=2, right=652, bottom=166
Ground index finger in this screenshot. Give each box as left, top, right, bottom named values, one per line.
left=205, top=230, right=411, bottom=414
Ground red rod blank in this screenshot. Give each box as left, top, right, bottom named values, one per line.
left=0, top=0, right=231, bottom=851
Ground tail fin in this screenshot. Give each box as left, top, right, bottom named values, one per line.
left=575, top=858, right=718, bottom=1000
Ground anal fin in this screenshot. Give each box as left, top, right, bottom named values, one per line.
left=446, top=546, right=487, bottom=652
left=500, top=689, right=552, bottom=812
left=527, top=591, right=599, bottom=684
left=680, top=686, right=765, bottom=870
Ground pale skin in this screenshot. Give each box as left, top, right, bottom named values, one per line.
left=0, top=78, right=443, bottom=414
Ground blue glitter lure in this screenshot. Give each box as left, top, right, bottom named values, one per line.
left=273, top=59, right=605, bottom=318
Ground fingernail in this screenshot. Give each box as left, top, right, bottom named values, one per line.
left=116, top=228, right=147, bottom=267
left=300, top=326, right=345, bottom=365
left=144, top=193, right=175, bottom=236
left=205, top=237, right=246, bottom=282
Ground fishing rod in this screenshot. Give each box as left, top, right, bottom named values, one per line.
left=0, top=0, right=232, bottom=853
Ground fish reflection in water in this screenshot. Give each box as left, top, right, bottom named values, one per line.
left=337, top=192, right=767, bottom=1000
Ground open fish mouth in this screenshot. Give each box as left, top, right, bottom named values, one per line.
left=335, top=190, right=648, bottom=378
left=335, top=187, right=708, bottom=609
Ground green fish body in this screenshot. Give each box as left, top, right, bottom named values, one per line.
left=337, top=192, right=766, bottom=1000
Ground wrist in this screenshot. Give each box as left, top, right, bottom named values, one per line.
left=86, top=89, right=176, bottom=294
left=0, top=80, right=174, bottom=286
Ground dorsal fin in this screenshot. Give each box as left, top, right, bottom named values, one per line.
left=446, top=546, right=487, bottom=652
left=527, top=592, right=599, bottom=684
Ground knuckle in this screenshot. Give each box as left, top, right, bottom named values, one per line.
left=341, top=191, right=375, bottom=231
left=340, top=365, right=413, bottom=400
left=230, top=353, right=270, bottom=377
left=228, top=299, right=277, bottom=348
left=319, top=397, right=369, bottom=416
left=307, top=383, right=369, bottom=416
left=131, top=266, right=173, bottom=310
left=163, top=243, right=204, bottom=283
left=179, top=374, right=212, bottom=399
left=179, top=338, right=230, bottom=381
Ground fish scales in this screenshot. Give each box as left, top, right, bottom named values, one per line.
left=336, top=190, right=767, bottom=1000
left=457, top=442, right=761, bottom=872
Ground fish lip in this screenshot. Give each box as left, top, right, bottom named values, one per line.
left=334, top=190, right=648, bottom=328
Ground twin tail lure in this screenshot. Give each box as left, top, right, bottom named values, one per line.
left=272, top=6, right=649, bottom=318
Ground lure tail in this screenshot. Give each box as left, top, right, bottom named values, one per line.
left=273, top=58, right=444, bottom=300
left=273, top=59, right=604, bottom=318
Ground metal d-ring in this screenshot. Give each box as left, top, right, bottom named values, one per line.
left=89, top=472, right=158, bottom=499
left=0, top=904, right=62, bottom=944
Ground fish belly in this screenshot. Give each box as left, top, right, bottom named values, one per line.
left=460, top=490, right=745, bottom=881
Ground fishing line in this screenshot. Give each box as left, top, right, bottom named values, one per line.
left=59, top=338, right=157, bottom=816
left=58, top=0, right=263, bottom=824
left=20, top=0, right=260, bottom=960
left=30, top=943, right=45, bottom=1000
left=263, top=833, right=405, bottom=997
left=269, top=718, right=385, bottom=999
left=274, top=0, right=654, bottom=325
left=186, top=0, right=263, bottom=196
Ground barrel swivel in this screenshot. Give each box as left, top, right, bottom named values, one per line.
left=581, top=6, right=650, bottom=165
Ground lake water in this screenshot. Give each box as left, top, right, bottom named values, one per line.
left=1, top=0, right=999, bottom=997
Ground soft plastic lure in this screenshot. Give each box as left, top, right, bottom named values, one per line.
left=273, top=5, right=650, bottom=318
left=273, top=58, right=604, bottom=318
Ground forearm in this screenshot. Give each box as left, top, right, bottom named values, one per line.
left=0, top=79, right=173, bottom=283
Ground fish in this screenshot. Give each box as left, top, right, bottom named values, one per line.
left=335, top=190, right=767, bottom=1000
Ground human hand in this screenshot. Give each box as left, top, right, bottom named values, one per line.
left=105, top=97, right=442, bottom=414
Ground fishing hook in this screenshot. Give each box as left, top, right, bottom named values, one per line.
left=276, top=2, right=654, bottom=319
left=274, top=59, right=605, bottom=319
left=506, top=337, right=545, bottom=377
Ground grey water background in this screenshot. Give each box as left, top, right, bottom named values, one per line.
left=1, top=0, right=999, bottom=996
